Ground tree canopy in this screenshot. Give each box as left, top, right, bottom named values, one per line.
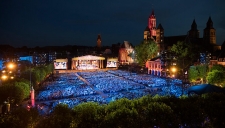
left=170, top=41, right=197, bottom=76
left=2, top=94, right=225, bottom=128
left=207, top=64, right=225, bottom=87
left=135, top=40, right=158, bottom=66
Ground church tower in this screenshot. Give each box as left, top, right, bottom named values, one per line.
left=188, top=19, right=199, bottom=38
left=203, top=17, right=216, bottom=44
left=144, top=26, right=150, bottom=40
left=148, top=10, right=157, bottom=37
left=97, top=34, right=101, bottom=48
left=156, top=23, right=164, bottom=52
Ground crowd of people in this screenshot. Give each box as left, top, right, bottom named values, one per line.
left=35, top=70, right=186, bottom=115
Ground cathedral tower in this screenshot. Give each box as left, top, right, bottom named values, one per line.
left=148, top=10, right=157, bottom=37
left=97, top=34, right=101, bottom=48
left=144, top=26, right=150, bottom=40
left=188, top=19, right=199, bottom=38
left=203, top=17, right=216, bottom=44
left=156, top=24, right=164, bottom=52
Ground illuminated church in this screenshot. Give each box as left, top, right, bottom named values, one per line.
left=145, top=10, right=221, bottom=77
left=143, top=10, right=221, bottom=53
left=143, top=10, right=164, bottom=52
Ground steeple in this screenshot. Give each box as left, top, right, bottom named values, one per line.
left=156, top=23, right=164, bottom=52
left=157, top=23, right=164, bottom=30
left=144, top=26, right=150, bottom=40
left=188, top=19, right=199, bottom=38
left=206, top=16, right=213, bottom=28
left=148, top=10, right=156, bottom=37
left=97, top=34, right=101, bottom=48
left=203, top=17, right=216, bottom=45
left=191, top=19, right=197, bottom=30
left=151, top=10, right=155, bottom=18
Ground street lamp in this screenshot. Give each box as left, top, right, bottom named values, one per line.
left=7, top=63, right=15, bottom=70
left=170, top=67, right=177, bottom=78
left=1, top=75, right=8, bottom=80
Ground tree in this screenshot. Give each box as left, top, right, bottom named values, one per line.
left=170, top=41, right=195, bottom=78
left=72, top=102, right=105, bottom=128
left=14, top=79, right=30, bottom=98
left=37, top=104, right=73, bottom=128
left=207, top=70, right=225, bottom=86
left=188, top=66, right=200, bottom=83
left=210, top=64, right=225, bottom=72
left=188, top=65, right=208, bottom=84
left=207, top=64, right=225, bottom=86
left=135, top=40, right=158, bottom=66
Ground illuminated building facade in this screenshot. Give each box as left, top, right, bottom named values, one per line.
left=145, top=11, right=221, bottom=77
left=118, top=41, right=135, bottom=65
left=143, top=10, right=164, bottom=52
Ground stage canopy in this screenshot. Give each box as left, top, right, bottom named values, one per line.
left=72, top=55, right=105, bottom=61
left=71, top=55, right=105, bottom=70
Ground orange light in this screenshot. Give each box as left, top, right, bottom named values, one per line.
left=1, top=75, right=8, bottom=80
left=171, top=67, right=176, bottom=73
left=7, top=63, right=15, bottom=69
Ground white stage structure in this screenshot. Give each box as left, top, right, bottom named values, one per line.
left=71, top=55, right=105, bottom=70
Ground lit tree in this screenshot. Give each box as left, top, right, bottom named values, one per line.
left=135, top=40, right=158, bottom=66
left=170, top=41, right=196, bottom=79
left=188, top=66, right=200, bottom=83
left=207, top=64, right=225, bottom=86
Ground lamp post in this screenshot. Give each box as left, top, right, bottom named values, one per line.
left=171, top=66, right=177, bottom=78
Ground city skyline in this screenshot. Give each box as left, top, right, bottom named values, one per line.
left=0, top=0, right=225, bottom=48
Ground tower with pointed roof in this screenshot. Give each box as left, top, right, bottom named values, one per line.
left=143, top=10, right=164, bottom=52
left=148, top=10, right=157, bottom=37
left=188, top=19, right=200, bottom=39
left=97, top=34, right=101, bottom=48
left=144, top=26, right=150, bottom=40
left=156, top=23, right=164, bottom=52
left=144, top=10, right=157, bottom=40
left=203, top=17, right=216, bottom=44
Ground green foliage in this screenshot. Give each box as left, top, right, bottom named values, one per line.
left=19, top=63, right=54, bottom=90
left=207, top=70, right=225, bottom=86
left=2, top=94, right=225, bottom=127
left=210, top=64, right=225, bottom=72
left=14, top=79, right=30, bottom=98
left=145, top=102, right=176, bottom=127
left=170, top=41, right=192, bottom=68
left=207, top=64, right=225, bottom=87
left=188, top=66, right=200, bottom=82
left=170, top=41, right=198, bottom=79
left=104, top=106, right=138, bottom=128
left=197, top=65, right=208, bottom=79
left=170, top=41, right=189, bottom=59
left=0, top=107, right=40, bottom=128
left=72, top=102, right=104, bottom=128
left=135, top=40, right=158, bottom=66
left=0, top=63, right=53, bottom=107
left=0, top=84, right=24, bottom=105
left=36, top=104, right=73, bottom=128
left=188, top=65, right=208, bottom=83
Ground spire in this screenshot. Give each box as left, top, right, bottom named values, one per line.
left=151, top=10, right=155, bottom=16
left=97, top=34, right=101, bottom=48
left=191, top=19, right=197, bottom=30
left=97, top=34, right=101, bottom=41
left=157, top=23, right=164, bottom=30
left=149, top=9, right=155, bottom=18
left=206, top=16, right=213, bottom=28
left=144, top=26, right=150, bottom=31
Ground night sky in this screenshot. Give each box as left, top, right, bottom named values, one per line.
left=0, top=0, right=225, bottom=48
